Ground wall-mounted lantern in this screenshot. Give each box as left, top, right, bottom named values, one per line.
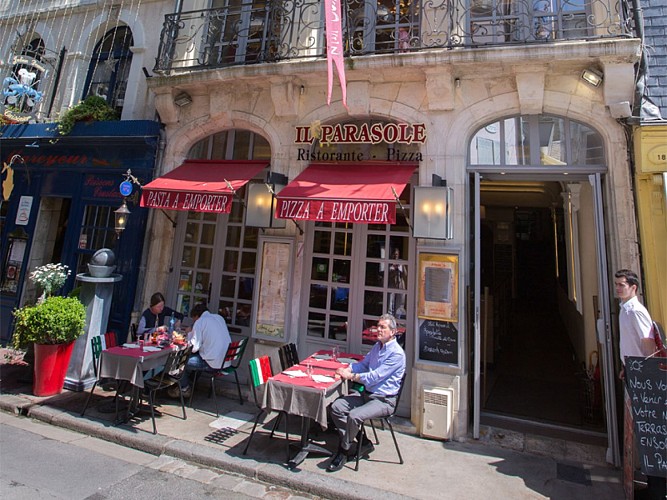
left=245, top=172, right=287, bottom=228
left=114, top=199, right=131, bottom=237
left=412, top=174, right=453, bottom=239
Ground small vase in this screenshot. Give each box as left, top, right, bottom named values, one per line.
left=33, top=341, right=76, bottom=397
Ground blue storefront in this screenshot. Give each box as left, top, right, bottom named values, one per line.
left=0, top=120, right=161, bottom=344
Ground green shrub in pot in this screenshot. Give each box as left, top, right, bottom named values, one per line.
left=12, top=296, right=86, bottom=348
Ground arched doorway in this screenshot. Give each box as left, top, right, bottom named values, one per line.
left=468, top=114, right=618, bottom=460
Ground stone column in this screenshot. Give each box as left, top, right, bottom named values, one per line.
left=64, top=273, right=122, bottom=391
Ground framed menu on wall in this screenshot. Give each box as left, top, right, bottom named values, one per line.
left=417, top=252, right=459, bottom=322
left=252, top=236, right=294, bottom=342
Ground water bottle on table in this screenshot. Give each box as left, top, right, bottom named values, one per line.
left=168, top=312, right=176, bottom=339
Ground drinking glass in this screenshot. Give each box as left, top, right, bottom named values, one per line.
left=306, top=360, right=313, bottom=379
left=332, top=346, right=339, bottom=361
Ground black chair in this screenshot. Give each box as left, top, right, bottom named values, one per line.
left=243, top=356, right=290, bottom=459
left=353, top=372, right=407, bottom=471
left=278, top=342, right=300, bottom=371
left=141, top=345, right=192, bottom=434
left=189, top=337, right=249, bottom=414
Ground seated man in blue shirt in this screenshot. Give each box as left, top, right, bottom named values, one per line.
left=328, top=313, right=406, bottom=472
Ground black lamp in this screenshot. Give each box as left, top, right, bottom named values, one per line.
left=114, top=199, right=131, bottom=237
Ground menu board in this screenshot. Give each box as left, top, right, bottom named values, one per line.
left=418, top=319, right=458, bottom=365
left=624, top=356, right=667, bottom=478
left=253, top=238, right=293, bottom=341
left=417, top=253, right=458, bottom=322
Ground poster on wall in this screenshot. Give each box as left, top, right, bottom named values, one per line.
left=417, top=252, right=458, bottom=322
left=252, top=237, right=294, bottom=342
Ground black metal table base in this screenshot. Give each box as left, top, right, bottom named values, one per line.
left=287, top=417, right=333, bottom=469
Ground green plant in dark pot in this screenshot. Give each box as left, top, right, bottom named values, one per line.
left=57, top=95, right=119, bottom=135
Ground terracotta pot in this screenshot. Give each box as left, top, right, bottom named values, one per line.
left=33, top=342, right=75, bottom=397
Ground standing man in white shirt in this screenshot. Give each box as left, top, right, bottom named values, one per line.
left=170, top=303, right=231, bottom=398
left=614, top=269, right=655, bottom=374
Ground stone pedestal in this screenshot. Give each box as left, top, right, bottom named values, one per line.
left=64, top=273, right=122, bottom=391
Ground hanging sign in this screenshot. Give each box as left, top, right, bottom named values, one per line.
left=16, top=196, right=33, bottom=225
left=120, top=180, right=133, bottom=196
left=324, top=0, right=347, bottom=109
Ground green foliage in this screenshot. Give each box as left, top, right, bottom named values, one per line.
left=12, top=296, right=86, bottom=348
left=57, top=95, right=119, bottom=135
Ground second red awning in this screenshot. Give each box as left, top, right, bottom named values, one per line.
left=275, top=162, right=416, bottom=224
left=140, top=160, right=268, bottom=214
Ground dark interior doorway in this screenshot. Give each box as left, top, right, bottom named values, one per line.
left=478, top=183, right=606, bottom=441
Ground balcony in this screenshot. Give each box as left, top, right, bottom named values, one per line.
left=153, top=0, right=633, bottom=75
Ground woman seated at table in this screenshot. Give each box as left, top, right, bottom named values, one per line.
left=137, top=292, right=184, bottom=338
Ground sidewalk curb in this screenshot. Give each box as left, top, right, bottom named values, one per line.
left=0, top=394, right=411, bottom=500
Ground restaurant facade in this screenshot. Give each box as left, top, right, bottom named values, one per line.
left=0, top=0, right=652, bottom=469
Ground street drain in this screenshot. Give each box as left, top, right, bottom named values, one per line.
left=204, top=427, right=239, bottom=445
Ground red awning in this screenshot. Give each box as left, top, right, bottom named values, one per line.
left=275, top=162, right=416, bottom=224
left=140, top=160, right=268, bottom=214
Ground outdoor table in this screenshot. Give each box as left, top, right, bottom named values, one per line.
left=262, top=350, right=362, bottom=469
left=98, top=344, right=176, bottom=423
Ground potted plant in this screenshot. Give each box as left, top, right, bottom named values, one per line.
left=57, top=95, right=119, bottom=135
left=12, top=264, right=86, bottom=396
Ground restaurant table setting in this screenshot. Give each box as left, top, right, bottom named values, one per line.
left=262, top=350, right=363, bottom=469
left=97, top=338, right=184, bottom=424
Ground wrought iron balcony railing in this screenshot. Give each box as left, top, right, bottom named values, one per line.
left=154, top=0, right=633, bottom=74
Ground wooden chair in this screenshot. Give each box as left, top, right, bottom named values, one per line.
left=243, top=355, right=289, bottom=459
left=189, top=336, right=249, bottom=415
left=141, top=345, right=192, bottom=434
left=353, top=372, right=407, bottom=471
left=278, top=342, right=300, bottom=371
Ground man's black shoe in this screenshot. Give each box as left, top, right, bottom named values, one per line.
left=348, top=436, right=375, bottom=459
left=327, top=451, right=348, bottom=472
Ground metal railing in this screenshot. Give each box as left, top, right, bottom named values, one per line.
left=154, top=0, right=633, bottom=74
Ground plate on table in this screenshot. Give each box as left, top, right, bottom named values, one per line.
left=283, top=369, right=307, bottom=378
left=143, top=346, right=162, bottom=352
left=311, top=354, right=331, bottom=360
left=122, top=343, right=138, bottom=348
left=312, top=374, right=335, bottom=383
left=336, top=357, right=357, bottom=364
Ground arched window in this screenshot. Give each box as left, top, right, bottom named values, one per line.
left=84, top=26, right=133, bottom=114
left=469, top=115, right=604, bottom=169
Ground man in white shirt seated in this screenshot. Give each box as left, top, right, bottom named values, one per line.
left=169, top=303, right=231, bottom=398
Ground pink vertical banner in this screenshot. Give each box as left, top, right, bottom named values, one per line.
left=324, top=0, right=348, bottom=109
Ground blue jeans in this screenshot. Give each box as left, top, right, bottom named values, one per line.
left=180, top=352, right=215, bottom=388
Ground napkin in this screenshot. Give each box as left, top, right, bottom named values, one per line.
left=143, top=346, right=162, bottom=352
left=336, top=357, right=357, bottom=364
left=283, top=369, right=307, bottom=378
left=312, top=374, right=335, bottom=383
left=122, top=343, right=138, bottom=348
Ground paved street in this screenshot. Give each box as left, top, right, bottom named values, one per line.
left=0, top=412, right=317, bottom=500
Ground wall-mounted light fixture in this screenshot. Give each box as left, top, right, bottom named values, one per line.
left=173, top=91, right=193, bottom=107
left=245, top=172, right=287, bottom=228
left=412, top=174, right=453, bottom=239
left=114, top=199, right=131, bottom=237
left=581, top=68, right=603, bottom=87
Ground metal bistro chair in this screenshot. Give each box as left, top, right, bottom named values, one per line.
left=243, top=355, right=290, bottom=459
left=278, top=342, right=300, bottom=371
left=141, top=345, right=192, bottom=435
left=353, top=372, right=407, bottom=471
left=81, top=332, right=119, bottom=416
left=189, top=337, right=249, bottom=415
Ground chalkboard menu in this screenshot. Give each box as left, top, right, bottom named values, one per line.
left=418, top=319, right=458, bottom=365
left=624, top=356, right=667, bottom=478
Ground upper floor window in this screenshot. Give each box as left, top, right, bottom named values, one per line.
left=84, top=26, right=133, bottom=114
left=469, top=115, right=604, bottom=168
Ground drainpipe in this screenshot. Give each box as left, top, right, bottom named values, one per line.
left=132, top=127, right=167, bottom=321
left=629, top=0, right=648, bottom=118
